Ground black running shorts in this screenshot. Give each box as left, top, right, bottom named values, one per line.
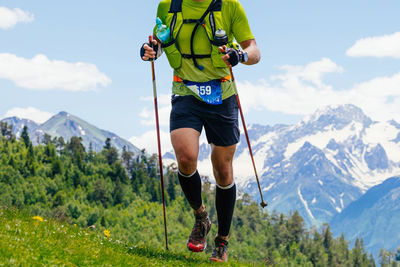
left=170, top=94, right=240, bottom=146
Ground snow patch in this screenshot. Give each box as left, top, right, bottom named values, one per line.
left=78, top=125, right=86, bottom=136
left=253, top=131, right=277, bottom=146
left=284, top=122, right=364, bottom=159
left=298, top=185, right=315, bottom=220
left=304, top=154, right=318, bottom=166
left=363, top=121, right=400, bottom=162
left=263, top=182, right=275, bottom=191
left=318, top=180, right=323, bottom=186
left=311, top=197, right=317, bottom=204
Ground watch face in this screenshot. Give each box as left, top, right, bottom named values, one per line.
left=240, top=51, right=248, bottom=63
left=243, top=52, right=248, bottom=62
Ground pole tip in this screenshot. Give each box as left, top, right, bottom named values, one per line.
left=260, top=201, right=268, bottom=208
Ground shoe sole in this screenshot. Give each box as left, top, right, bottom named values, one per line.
left=209, top=257, right=227, bottom=263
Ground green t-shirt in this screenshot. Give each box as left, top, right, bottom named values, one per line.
left=155, top=0, right=254, bottom=100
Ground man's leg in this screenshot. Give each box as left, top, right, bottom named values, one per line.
left=171, top=127, right=204, bottom=212
left=209, top=143, right=236, bottom=262
left=171, top=127, right=211, bottom=252
left=210, top=143, right=237, bottom=240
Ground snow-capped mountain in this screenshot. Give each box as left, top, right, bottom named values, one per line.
left=166, top=104, right=400, bottom=226
left=2, top=112, right=140, bottom=154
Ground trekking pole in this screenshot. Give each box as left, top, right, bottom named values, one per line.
left=149, top=35, right=169, bottom=249
left=229, top=66, right=268, bottom=208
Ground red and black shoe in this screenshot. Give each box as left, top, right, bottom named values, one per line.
left=186, top=210, right=211, bottom=252
left=209, top=236, right=228, bottom=262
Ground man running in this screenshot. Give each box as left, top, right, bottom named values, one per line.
left=141, top=0, right=260, bottom=262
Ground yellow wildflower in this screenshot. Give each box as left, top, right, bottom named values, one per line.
left=32, top=216, right=44, bottom=222
left=104, top=229, right=110, bottom=238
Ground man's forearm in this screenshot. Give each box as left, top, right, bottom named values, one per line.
left=241, top=39, right=261, bottom=65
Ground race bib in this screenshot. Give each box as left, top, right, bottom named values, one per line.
left=184, top=79, right=222, bottom=105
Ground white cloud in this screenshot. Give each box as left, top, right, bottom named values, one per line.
left=133, top=94, right=172, bottom=154
left=129, top=129, right=172, bottom=155
left=139, top=94, right=171, bottom=126
left=0, top=53, right=111, bottom=91
left=0, top=7, right=34, bottom=30
left=273, top=57, right=343, bottom=88
left=2, top=107, right=53, bottom=124
left=237, top=58, right=400, bottom=122
left=238, top=58, right=343, bottom=114
left=346, top=32, right=400, bottom=59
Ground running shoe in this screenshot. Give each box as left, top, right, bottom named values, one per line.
left=187, top=210, right=211, bottom=252
left=209, top=236, right=228, bottom=262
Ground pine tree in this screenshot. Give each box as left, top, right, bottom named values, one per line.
left=113, top=179, right=125, bottom=205
left=104, top=137, right=112, bottom=150
left=67, top=137, right=86, bottom=170
left=87, top=142, right=95, bottom=161
left=42, top=133, right=53, bottom=145
left=121, top=145, right=134, bottom=168
left=0, top=122, right=14, bottom=140
left=288, top=210, right=304, bottom=244
left=0, top=121, right=7, bottom=136
left=21, top=126, right=30, bottom=147
left=322, top=224, right=333, bottom=252
left=55, top=136, right=65, bottom=154
left=167, top=174, right=176, bottom=202
left=26, top=143, right=36, bottom=175
left=352, top=238, right=365, bottom=267
left=102, top=138, right=119, bottom=165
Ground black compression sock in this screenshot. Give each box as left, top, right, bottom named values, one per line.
left=216, top=183, right=236, bottom=237
left=178, top=170, right=202, bottom=210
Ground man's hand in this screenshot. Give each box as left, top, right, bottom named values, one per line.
left=140, top=39, right=159, bottom=61
left=219, top=39, right=260, bottom=67
left=219, top=46, right=246, bottom=67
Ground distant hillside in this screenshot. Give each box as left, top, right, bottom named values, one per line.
left=1, top=111, right=140, bottom=154
left=330, top=176, right=400, bottom=258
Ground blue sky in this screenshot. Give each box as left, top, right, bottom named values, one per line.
left=1, top=0, right=400, bottom=153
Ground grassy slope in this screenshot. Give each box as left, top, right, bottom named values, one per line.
left=0, top=207, right=260, bottom=267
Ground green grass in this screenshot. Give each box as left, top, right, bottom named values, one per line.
left=0, top=207, right=262, bottom=266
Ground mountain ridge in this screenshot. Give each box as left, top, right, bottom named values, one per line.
left=1, top=111, right=140, bottom=154
left=165, top=103, right=400, bottom=228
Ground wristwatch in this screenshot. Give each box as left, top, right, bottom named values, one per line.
left=239, top=51, right=248, bottom=63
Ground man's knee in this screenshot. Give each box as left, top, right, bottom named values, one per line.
left=213, top=163, right=234, bottom=186
left=214, top=164, right=231, bottom=176
left=177, top=153, right=197, bottom=173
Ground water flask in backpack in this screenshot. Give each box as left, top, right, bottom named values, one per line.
left=214, top=28, right=228, bottom=46
left=155, top=17, right=170, bottom=43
